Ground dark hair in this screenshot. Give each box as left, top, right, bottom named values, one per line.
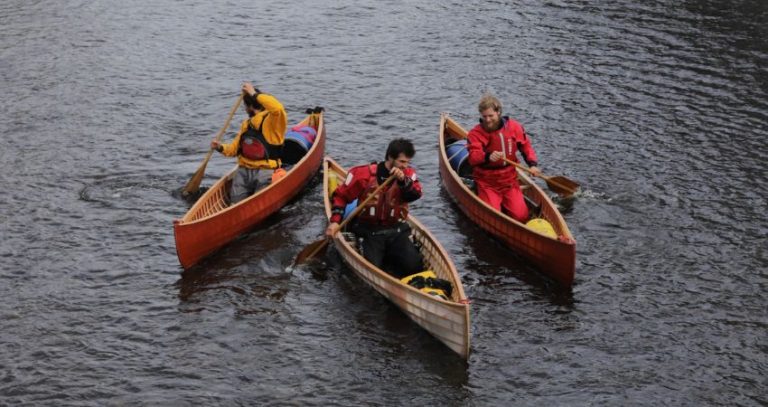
left=243, top=92, right=263, bottom=111
left=385, top=138, right=415, bottom=160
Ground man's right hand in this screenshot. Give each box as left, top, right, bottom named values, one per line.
left=490, top=151, right=505, bottom=162
left=211, top=140, right=221, bottom=151
left=325, top=222, right=340, bottom=238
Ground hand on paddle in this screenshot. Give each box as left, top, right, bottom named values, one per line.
left=242, top=82, right=257, bottom=97
left=294, top=173, right=397, bottom=265
left=210, top=140, right=221, bottom=151
left=325, top=222, right=340, bottom=238
left=502, top=157, right=579, bottom=197
left=181, top=93, right=243, bottom=196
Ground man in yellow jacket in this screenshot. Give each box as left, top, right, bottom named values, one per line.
left=211, top=82, right=287, bottom=203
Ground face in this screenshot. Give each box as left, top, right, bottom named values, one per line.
left=480, top=107, right=501, bottom=131
left=389, top=153, right=412, bottom=170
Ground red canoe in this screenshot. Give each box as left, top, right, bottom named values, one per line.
left=438, top=113, right=576, bottom=287
left=174, top=111, right=326, bottom=269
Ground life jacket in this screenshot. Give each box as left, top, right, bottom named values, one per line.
left=479, top=117, right=526, bottom=170
left=238, top=113, right=283, bottom=162
left=357, top=164, right=409, bottom=226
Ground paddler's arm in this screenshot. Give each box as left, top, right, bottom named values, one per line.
left=397, top=168, right=422, bottom=203
left=325, top=171, right=363, bottom=237
left=325, top=194, right=346, bottom=237
left=517, top=127, right=541, bottom=177
left=211, top=121, right=247, bottom=157
left=467, top=127, right=492, bottom=166
left=245, top=82, right=287, bottom=145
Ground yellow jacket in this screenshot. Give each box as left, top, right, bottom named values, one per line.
left=219, top=93, right=287, bottom=169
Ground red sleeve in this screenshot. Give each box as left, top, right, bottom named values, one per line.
left=466, top=126, right=490, bottom=167
left=399, top=168, right=422, bottom=203
left=516, top=126, right=538, bottom=167
left=329, top=166, right=369, bottom=223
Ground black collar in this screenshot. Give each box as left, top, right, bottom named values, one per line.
left=376, top=162, right=389, bottom=184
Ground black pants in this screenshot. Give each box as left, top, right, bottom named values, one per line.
left=349, top=222, right=423, bottom=279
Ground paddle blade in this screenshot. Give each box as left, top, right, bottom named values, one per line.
left=294, top=237, right=329, bottom=266
left=182, top=94, right=242, bottom=196
left=544, top=175, right=580, bottom=197
left=182, top=163, right=207, bottom=196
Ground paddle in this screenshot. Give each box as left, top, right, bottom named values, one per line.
left=294, top=173, right=397, bottom=265
left=182, top=94, right=244, bottom=196
left=503, top=158, right=580, bottom=197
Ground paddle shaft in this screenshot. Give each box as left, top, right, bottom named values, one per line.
left=182, top=93, right=244, bottom=195
left=503, top=157, right=538, bottom=177
left=502, top=158, right=575, bottom=194
left=448, top=143, right=542, bottom=180
left=298, top=174, right=397, bottom=263
left=211, top=93, right=244, bottom=148
left=446, top=140, right=578, bottom=196
left=335, top=174, right=397, bottom=231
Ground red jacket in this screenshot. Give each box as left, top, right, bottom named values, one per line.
left=466, top=117, right=538, bottom=188
left=330, top=162, right=422, bottom=225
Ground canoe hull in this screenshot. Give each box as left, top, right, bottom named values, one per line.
left=174, top=113, right=326, bottom=269
left=324, top=158, right=471, bottom=359
left=438, top=113, right=576, bottom=287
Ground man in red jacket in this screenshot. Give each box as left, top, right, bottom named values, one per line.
left=466, top=93, right=542, bottom=223
left=325, top=139, right=423, bottom=278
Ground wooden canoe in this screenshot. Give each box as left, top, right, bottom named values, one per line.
left=174, top=111, right=326, bottom=269
left=438, top=113, right=576, bottom=287
left=323, top=157, right=471, bottom=359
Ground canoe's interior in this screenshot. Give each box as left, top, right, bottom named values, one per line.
left=328, top=171, right=463, bottom=303
left=441, top=120, right=567, bottom=238
left=184, top=115, right=320, bottom=223
left=186, top=177, right=232, bottom=222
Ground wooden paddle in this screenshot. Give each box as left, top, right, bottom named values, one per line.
left=294, top=173, right=397, bottom=265
left=503, top=158, right=580, bottom=197
left=182, top=94, right=244, bottom=196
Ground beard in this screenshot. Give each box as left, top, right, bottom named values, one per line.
left=482, top=118, right=500, bottom=132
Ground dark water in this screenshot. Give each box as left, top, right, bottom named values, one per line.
left=2, top=0, right=766, bottom=405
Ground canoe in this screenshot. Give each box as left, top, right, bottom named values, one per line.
left=174, top=110, right=326, bottom=269
left=438, top=113, right=576, bottom=287
left=323, top=157, right=471, bottom=359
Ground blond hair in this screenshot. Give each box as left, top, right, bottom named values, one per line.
left=478, top=93, right=502, bottom=113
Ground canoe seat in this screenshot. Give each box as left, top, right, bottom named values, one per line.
left=524, top=195, right=541, bottom=217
